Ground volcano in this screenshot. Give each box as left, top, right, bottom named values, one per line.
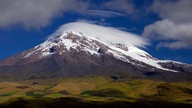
left=0, top=22, right=191, bottom=81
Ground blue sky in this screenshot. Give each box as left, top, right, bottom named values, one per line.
left=0, top=0, right=192, bottom=64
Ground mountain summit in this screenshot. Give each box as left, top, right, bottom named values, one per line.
left=0, top=22, right=191, bottom=81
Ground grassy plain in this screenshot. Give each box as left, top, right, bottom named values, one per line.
left=0, top=76, right=192, bottom=107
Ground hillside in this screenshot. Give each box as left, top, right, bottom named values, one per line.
left=0, top=76, right=192, bottom=107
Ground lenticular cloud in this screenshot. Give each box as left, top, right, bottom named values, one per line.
left=51, top=21, right=148, bottom=48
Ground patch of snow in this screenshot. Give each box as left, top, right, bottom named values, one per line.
left=85, top=49, right=99, bottom=55
left=107, top=49, right=130, bottom=63
left=24, top=51, right=34, bottom=58
left=60, top=39, right=77, bottom=50
left=41, top=51, right=54, bottom=57
left=158, top=60, right=185, bottom=65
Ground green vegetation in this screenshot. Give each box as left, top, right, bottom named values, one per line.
left=45, top=93, right=63, bottom=98
left=0, top=76, right=192, bottom=107
left=83, top=89, right=126, bottom=98
left=26, top=92, right=44, bottom=98
left=0, top=91, right=19, bottom=97
left=80, top=90, right=93, bottom=95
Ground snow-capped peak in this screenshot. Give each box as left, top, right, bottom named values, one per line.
left=23, top=22, right=177, bottom=72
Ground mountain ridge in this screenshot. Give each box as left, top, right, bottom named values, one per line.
left=0, top=22, right=192, bottom=81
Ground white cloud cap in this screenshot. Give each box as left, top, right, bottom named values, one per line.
left=52, top=21, right=148, bottom=48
